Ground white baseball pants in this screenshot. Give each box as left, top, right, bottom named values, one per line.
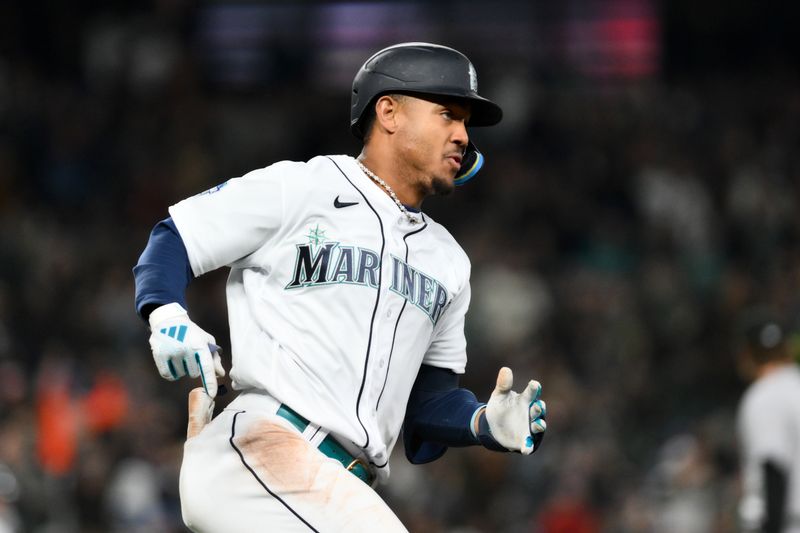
left=179, top=391, right=408, bottom=532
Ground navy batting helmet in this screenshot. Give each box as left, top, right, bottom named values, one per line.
left=350, top=42, right=502, bottom=138
left=350, top=42, right=503, bottom=185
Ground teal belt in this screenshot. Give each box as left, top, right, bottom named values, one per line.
left=276, top=405, right=374, bottom=485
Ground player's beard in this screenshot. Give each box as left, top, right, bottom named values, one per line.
left=431, top=173, right=455, bottom=196
left=407, top=163, right=455, bottom=200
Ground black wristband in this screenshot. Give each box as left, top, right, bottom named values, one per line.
left=140, top=303, right=161, bottom=322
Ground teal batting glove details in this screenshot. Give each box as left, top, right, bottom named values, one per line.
left=484, top=367, right=547, bottom=455
left=148, top=302, right=225, bottom=398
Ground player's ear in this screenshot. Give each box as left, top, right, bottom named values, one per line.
left=373, top=95, right=402, bottom=135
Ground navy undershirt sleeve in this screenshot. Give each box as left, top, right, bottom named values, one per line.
left=133, top=217, right=194, bottom=320
left=403, top=365, right=483, bottom=464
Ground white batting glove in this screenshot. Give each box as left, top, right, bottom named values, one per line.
left=482, top=367, right=546, bottom=455
left=148, top=303, right=225, bottom=398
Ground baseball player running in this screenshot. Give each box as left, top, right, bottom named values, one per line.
left=133, top=42, right=547, bottom=532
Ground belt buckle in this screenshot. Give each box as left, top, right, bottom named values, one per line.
left=345, top=457, right=374, bottom=485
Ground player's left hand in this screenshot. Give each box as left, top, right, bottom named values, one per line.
left=482, top=367, right=546, bottom=455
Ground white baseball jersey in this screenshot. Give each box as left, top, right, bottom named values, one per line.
left=737, top=363, right=800, bottom=531
left=169, top=154, right=471, bottom=482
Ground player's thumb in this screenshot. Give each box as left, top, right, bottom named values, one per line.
left=492, top=367, right=514, bottom=397
left=196, top=348, right=218, bottom=399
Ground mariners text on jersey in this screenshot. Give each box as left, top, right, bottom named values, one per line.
left=285, top=241, right=450, bottom=325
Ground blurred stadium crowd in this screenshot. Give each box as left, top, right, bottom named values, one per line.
left=1, top=2, right=799, bottom=532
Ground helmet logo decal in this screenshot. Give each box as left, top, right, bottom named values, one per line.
left=468, top=63, right=478, bottom=92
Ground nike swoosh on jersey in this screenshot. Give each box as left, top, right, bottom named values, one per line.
left=334, top=196, right=359, bottom=208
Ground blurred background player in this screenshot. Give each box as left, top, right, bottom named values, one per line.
left=736, top=310, right=800, bottom=532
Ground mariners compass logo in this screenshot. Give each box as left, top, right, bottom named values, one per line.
left=305, top=224, right=327, bottom=246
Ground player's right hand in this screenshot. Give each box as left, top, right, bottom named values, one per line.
left=148, top=302, right=225, bottom=398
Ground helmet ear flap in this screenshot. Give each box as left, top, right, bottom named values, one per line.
left=454, top=141, right=484, bottom=186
